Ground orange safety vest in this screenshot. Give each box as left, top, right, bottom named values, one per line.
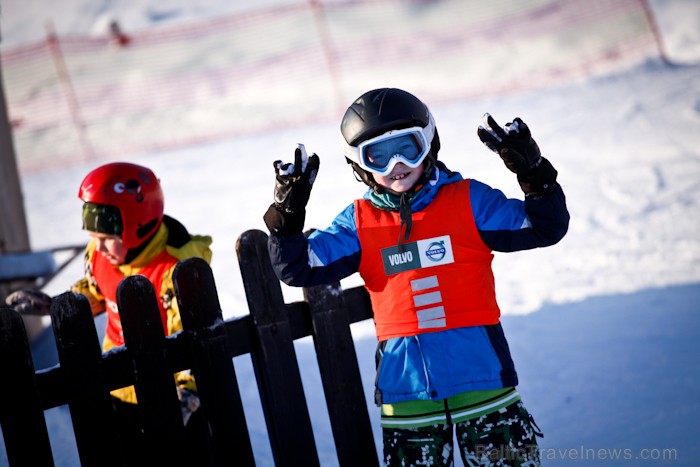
left=355, top=179, right=501, bottom=341
left=92, top=249, right=178, bottom=345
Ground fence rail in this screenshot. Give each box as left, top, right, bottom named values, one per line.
left=0, top=229, right=379, bottom=466
left=1, top=0, right=662, bottom=173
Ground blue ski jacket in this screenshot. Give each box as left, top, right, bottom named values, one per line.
left=268, top=163, right=569, bottom=404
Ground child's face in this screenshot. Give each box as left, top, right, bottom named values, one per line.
left=374, top=162, right=424, bottom=193
left=89, top=231, right=129, bottom=265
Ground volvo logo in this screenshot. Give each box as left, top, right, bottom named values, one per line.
left=425, top=241, right=446, bottom=262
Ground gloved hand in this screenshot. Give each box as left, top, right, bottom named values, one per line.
left=5, top=289, right=52, bottom=315
left=477, top=113, right=542, bottom=174
left=176, top=386, right=201, bottom=426
left=272, top=143, right=320, bottom=213
left=264, top=144, right=320, bottom=235
left=477, top=113, right=557, bottom=197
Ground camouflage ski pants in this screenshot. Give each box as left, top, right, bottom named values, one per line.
left=383, top=400, right=542, bottom=467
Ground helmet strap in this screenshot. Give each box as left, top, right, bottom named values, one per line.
left=123, top=225, right=158, bottom=264
left=135, top=218, right=160, bottom=242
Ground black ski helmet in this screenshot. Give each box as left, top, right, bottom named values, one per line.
left=340, top=88, right=440, bottom=193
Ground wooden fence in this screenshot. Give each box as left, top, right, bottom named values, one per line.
left=0, top=229, right=379, bottom=466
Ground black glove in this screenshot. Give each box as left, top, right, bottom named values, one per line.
left=5, top=289, right=52, bottom=315
left=516, top=158, right=558, bottom=197
left=272, top=144, right=320, bottom=212
left=478, top=113, right=542, bottom=173
left=477, top=113, right=557, bottom=196
left=264, top=144, right=320, bottom=235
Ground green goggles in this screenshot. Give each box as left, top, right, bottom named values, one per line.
left=82, top=202, right=123, bottom=236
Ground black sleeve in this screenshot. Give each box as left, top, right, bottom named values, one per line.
left=478, top=183, right=570, bottom=252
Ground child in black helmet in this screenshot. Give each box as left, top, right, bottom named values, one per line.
left=263, top=88, right=569, bottom=466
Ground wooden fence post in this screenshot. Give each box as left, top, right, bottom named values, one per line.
left=0, top=307, right=54, bottom=467
left=174, top=257, right=255, bottom=466
left=117, top=275, right=186, bottom=465
left=50, top=292, right=122, bottom=466
left=304, top=282, right=379, bottom=466
left=236, top=229, right=320, bottom=467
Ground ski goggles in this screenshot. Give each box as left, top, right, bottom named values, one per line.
left=343, top=124, right=434, bottom=176
left=82, top=202, right=123, bottom=237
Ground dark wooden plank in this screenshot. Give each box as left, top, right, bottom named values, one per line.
left=305, top=282, right=379, bottom=467
left=237, top=229, right=320, bottom=467
left=342, top=286, right=374, bottom=324
left=174, top=257, right=255, bottom=466
left=33, top=287, right=374, bottom=411
left=35, top=364, right=67, bottom=410
left=50, top=292, right=121, bottom=466
left=0, top=307, right=54, bottom=467
left=117, top=275, right=186, bottom=465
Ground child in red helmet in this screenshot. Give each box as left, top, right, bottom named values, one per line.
left=263, top=88, right=569, bottom=466
left=6, top=162, right=212, bottom=463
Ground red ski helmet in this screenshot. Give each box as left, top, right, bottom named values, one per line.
left=78, top=162, right=164, bottom=248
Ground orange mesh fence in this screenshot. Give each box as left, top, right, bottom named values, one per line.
left=1, top=0, right=659, bottom=172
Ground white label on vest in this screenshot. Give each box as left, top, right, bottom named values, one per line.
left=381, top=235, right=454, bottom=276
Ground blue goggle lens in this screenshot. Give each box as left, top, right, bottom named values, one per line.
left=361, top=133, right=424, bottom=172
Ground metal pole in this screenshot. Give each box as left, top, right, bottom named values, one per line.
left=639, top=0, right=672, bottom=65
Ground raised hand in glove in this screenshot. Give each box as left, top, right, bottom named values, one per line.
left=264, top=144, right=320, bottom=235
left=477, top=113, right=557, bottom=197
left=478, top=113, right=542, bottom=173
left=5, top=289, right=52, bottom=315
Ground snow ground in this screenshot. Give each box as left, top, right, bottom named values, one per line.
left=1, top=0, right=700, bottom=465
